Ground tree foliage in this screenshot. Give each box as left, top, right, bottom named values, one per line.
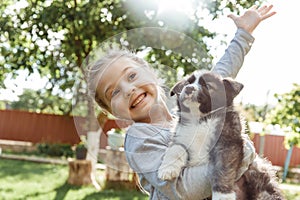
left=10, top=89, right=71, bottom=114
left=266, top=84, right=300, bottom=148
left=1, top=0, right=260, bottom=115
left=242, top=103, right=271, bottom=122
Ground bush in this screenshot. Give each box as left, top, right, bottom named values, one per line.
left=37, top=143, right=74, bottom=158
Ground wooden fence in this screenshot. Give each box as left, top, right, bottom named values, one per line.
left=0, top=109, right=299, bottom=167
left=0, top=109, right=81, bottom=145
left=252, top=133, right=300, bottom=167
left=0, top=109, right=128, bottom=148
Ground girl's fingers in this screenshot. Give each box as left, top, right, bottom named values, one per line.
left=259, top=5, right=276, bottom=20
left=257, top=5, right=267, bottom=13
left=259, top=5, right=274, bottom=16
left=261, top=11, right=277, bottom=20
left=227, top=14, right=237, bottom=20
left=250, top=5, right=258, bottom=10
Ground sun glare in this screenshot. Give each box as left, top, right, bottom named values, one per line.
left=155, top=0, right=196, bottom=29
left=157, top=0, right=194, bottom=16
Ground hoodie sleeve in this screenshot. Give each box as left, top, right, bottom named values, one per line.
left=211, top=28, right=255, bottom=78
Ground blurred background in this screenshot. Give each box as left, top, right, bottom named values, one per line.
left=0, top=0, right=299, bottom=198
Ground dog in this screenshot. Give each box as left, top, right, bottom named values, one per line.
left=158, top=71, right=283, bottom=200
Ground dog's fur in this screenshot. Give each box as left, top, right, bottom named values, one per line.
left=158, top=71, right=283, bottom=200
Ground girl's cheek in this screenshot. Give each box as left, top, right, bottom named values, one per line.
left=111, top=98, right=128, bottom=118
left=148, top=84, right=159, bottom=101
left=110, top=100, right=119, bottom=115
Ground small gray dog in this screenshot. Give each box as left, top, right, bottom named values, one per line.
left=158, top=71, right=283, bottom=200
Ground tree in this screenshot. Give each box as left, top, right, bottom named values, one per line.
left=266, top=83, right=300, bottom=148
left=266, top=83, right=300, bottom=181
left=10, top=89, right=72, bottom=114
left=242, top=103, right=272, bottom=122
left=1, top=0, right=260, bottom=119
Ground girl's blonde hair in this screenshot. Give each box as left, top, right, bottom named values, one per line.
left=87, top=48, right=155, bottom=113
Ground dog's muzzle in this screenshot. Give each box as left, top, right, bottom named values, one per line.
left=180, top=85, right=200, bottom=102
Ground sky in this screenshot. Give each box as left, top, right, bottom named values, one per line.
left=1, top=0, right=299, bottom=106
left=209, top=0, right=300, bottom=105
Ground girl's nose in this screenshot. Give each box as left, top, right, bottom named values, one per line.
left=124, top=84, right=136, bottom=98
left=126, top=88, right=135, bottom=98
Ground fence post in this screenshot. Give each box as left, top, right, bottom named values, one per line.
left=259, top=134, right=265, bottom=156
left=282, top=142, right=294, bottom=182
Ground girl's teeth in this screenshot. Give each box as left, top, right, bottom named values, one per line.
left=132, top=94, right=145, bottom=107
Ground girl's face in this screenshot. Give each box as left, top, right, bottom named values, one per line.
left=96, top=57, right=159, bottom=123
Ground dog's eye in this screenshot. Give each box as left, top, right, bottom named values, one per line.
left=200, top=81, right=212, bottom=90
left=206, top=82, right=217, bottom=90
left=199, top=78, right=208, bottom=87
left=204, top=83, right=211, bottom=89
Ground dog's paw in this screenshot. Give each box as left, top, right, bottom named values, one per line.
left=212, top=191, right=236, bottom=200
left=158, top=165, right=181, bottom=180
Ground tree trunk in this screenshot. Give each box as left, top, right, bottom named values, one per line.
left=67, top=160, right=92, bottom=185
left=105, top=146, right=137, bottom=189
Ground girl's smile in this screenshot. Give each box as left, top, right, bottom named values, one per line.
left=130, top=92, right=147, bottom=109
left=97, top=57, right=169, bottom=123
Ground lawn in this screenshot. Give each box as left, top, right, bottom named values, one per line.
left=0, top=159, right=147, bottom=200
left=0, top=158, right=299, bottom=200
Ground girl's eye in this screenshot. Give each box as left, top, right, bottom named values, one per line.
left=128, top=72, right=136, bottom=81
left=111, top=88, right=120, bottom=98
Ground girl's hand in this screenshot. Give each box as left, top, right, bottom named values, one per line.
left=228, top=5, right=276, bottom=34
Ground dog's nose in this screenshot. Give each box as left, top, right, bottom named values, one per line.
left=185, top=85, right=196, bottom=95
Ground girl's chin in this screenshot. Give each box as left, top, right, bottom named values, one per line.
left=131, top=106, right=153, bottom=121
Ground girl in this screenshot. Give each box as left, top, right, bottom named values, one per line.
left=89, top=5, right=276, bottom=200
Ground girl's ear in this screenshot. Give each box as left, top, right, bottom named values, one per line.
left=170, top=80, right=188, bottom=96
left=223, top=78, right=244, bottom=98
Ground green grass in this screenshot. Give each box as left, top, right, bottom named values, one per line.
left=280, top=183, right=300, bottom=200
left=0, top=158, right=299, bottom=200
left=0, top=159, right=147, bottom=200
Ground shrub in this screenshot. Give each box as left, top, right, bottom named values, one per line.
left=37, top=143, right=74, bottom=158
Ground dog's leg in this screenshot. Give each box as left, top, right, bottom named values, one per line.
left=158, top=144, right=188, bottom=180
left=210, top=138, right=244, bottom=200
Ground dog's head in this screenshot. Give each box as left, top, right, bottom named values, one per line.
left=170, top=71, right=243, bottom=116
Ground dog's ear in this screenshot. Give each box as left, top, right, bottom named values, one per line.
left=170, top=80, right=188, bottom=96
left=223, top=78, right=244, bottom=98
